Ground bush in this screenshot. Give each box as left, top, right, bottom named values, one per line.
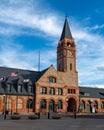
left=28, top=114, right=38, bottom=120
left=11, top=113, right=21, bottom=120
left=52, top=113, right=61, bottom=119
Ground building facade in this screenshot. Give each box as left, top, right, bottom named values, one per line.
left=0, top=18, right=104, bottom=114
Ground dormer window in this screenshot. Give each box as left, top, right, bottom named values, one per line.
left=48, top=77, right=56, bottom=83
left=84, top=92, right=90, bottom=96
left=28, top=85, right=32, bottom=93
left=17, top=84, right=22, bottom=93
left=7, top=83, right=11, bottom=92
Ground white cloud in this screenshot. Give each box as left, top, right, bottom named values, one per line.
left=0, top=0, right=61, bottom=37
left=0, top=0, right=104, bottom=87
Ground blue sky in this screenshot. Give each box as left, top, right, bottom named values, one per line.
left=0, top=0, right=104, bottom=88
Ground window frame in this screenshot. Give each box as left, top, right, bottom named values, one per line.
left=49, top=88, right=55, bottom=95
left=48, top=77, right=56, bottom=83
left=40, top=87, right=47, bottom=94
left=58, top=88, right=63, bottom=95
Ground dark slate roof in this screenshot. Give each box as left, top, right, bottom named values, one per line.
left=0, top=66, right=49, bottom=95
left=79, top=86, right=104, bottom=99
left=60, top=17, right=73, bottom=40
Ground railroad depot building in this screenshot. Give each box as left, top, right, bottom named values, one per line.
left=0, top=18, right=104, bottom=114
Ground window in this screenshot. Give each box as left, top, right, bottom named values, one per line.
left=80, top=101, right=85, bottom=110
left=49, top=88, right=55, bottom=95
left=57, top=100, right=62, bottom=109
left=48, top=77, right=56, bottom=83
left=23, top=83, right=28, bottom=92
left=28, top=85, right=32, bottom=93
left=40, top=87, right=47, bottom=94
left=40, top=99, right=46, bottom=109
left=101, top=101, right=104, bottom=109
left=68, top=89, right=76, bottom=94
left=17, top=84, right=22, bottom=93
left=58, top=88, right=62, bottom=95
left=94, top=101, right=98, bottom=109
left=84, top=92, right=90, bottom=96
left=70, top=63, right=72, bottom=70
left=18, top=98, right=23, bottom=109
left=7, top=83, right=11, bottom=92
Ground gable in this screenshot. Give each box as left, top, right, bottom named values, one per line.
left=37, top=65, right=65, bottom=86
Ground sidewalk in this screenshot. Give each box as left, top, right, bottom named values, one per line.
left=0, top=114, right=104, bottom=130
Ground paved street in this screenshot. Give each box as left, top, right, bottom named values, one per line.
left=0, top=114, right=104, bottom=130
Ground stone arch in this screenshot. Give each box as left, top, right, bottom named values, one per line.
left=66, top=95, right=78, bottom=112
left=67, top=98, right=76, bottom=112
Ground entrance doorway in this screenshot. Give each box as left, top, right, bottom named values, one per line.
left=67, top=98, right=76, bottom=112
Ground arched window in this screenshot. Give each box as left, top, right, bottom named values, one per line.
left=40, top=99, right=46, bottom=109
left=94, top=101, right=98, bottom=109
left=48, top=77, right=56, bottom=83
left=26, top=99, right=33, bottom=109
left=49, top=100, right=55, bottom=112
left=57, top=100, right=62, bottom=109
left=86, top=101, right=91, bottom=113
left=80, top=100, right=85, bottom=110
left=101, top=101, right=104, bottom=109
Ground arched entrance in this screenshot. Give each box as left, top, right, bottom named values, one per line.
left=67, top=98, right=76, bottom=112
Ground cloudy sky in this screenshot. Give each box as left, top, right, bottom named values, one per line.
left=0, top=0, right=104, bottom=87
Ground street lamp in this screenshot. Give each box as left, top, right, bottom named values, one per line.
left=3, top=95, right=6, bottom=119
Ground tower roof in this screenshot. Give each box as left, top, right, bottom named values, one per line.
left=60, top=17, right=73, bottom=40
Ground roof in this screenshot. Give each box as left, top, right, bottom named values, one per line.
left=60, top=17, right=73, bottom=40
left=79, top=86, right=104, bottom=99
left=0, top=66, right=48, bottom=95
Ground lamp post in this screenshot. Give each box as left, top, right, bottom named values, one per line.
left=3, top=95, right=6, bottom=119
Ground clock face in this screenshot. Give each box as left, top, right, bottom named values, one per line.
left=68, top=50, right=74, bottom=56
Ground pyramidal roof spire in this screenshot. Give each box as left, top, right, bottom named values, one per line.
left=60, top=17, right=73, bottom=40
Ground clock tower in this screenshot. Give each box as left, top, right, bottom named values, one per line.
left=57, top=17, right=77, bottom=73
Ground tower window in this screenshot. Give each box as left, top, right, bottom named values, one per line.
left=68, top=89, right=76, bottom=94
left=70, top=63, right=72, bottom=70
left=67, top=42, right=71, bottom=47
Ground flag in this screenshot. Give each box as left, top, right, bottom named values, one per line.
left=11, top=72, right=18, bottom=77
left=0, top=76, right=6, bottom=82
